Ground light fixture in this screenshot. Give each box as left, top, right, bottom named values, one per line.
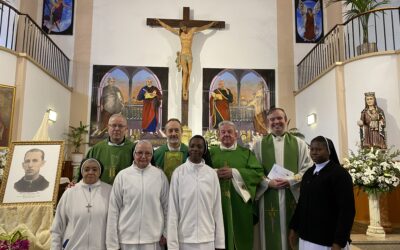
left=307, top=113, right=317, bottom=126
left=48, top=109, right=57, bottom=122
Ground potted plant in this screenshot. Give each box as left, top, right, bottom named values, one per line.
left=328, top=0, right=390, bottom=54
left=66, top=121, right=89, bottom=164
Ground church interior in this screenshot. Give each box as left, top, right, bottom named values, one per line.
left=1, top=0, right=400, bottom=249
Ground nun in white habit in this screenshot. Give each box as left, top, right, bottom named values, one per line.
left=168, top=135, right=225, bottom=250
left=51, top=158, right=112, bottom=250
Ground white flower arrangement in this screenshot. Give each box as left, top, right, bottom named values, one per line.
left=343, top=146, right=400, bottom=194
left=203, top=130, right=220, bottom=147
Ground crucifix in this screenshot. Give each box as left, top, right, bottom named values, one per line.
left=86, top=203, right=92, bottom=213
left=147, top=7, right=225, bottom=126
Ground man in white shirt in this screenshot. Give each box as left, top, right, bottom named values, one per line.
left=106, top=140, right=169, bottom=250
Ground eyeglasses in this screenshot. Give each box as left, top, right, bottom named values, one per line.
left=108, top=124, right=126, bottom=129
left=135, top=151, right=152, bottom=157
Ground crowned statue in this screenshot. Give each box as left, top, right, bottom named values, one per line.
left=357, top=92, right=387, bottom=149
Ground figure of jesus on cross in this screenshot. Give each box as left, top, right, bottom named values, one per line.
left=157, top=19, right=215, bottom=100
left=148, top=7, right=225, bottom=102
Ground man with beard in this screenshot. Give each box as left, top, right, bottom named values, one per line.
left=252, top=107, right=312, bottom=250
left=92, top=77, right=124, bottom=137
left=156, top=19, right=216, bottom=101
left=210, top=121, right=264, bottom=250
left=153, top=118, right=188, bottom=181
left=137, top=78, right=162, bottom=133
left=210, top=80, right=233, bottom=129
left=87, top=114, right=135, bottom=184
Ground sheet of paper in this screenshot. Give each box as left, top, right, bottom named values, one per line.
left=267, top=164, right=294, bottom=180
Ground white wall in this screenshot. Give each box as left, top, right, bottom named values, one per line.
left=295, top=70, right=340, bottom=149
left=3, top=0, right=19, bottom=8
left=21, top=60, right=71, bottom=141
left=90, top=0, right=278, bottom=134
left=295, top=53, right=400, bottom=160
left=0, top=49, right=17, bottom=85
left=344, top=54, right=400, bottom=152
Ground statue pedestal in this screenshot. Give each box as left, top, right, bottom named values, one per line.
left=366, top=192, right=386, bottom=237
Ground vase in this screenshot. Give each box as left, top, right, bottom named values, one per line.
left=366, top=192, right=386, bottom=237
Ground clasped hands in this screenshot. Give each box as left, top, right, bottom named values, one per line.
left=268, top=178, right=290, bottom=189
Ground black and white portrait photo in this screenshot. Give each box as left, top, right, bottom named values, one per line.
left=0, top=141, right=64, bottom=205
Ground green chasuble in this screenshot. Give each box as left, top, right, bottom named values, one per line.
left=210, top=145, right=264, bottom=250
left=153, top=143, right=188, bottom=181
left=261, top=133, right=299, bottom=250
left=86, top=138, right=135, bottom=184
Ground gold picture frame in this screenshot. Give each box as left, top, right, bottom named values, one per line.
left=0, top=141, right=64, bottom=206
left=0, top=84, right=16, bottom=149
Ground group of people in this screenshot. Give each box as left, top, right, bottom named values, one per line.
left=51, top=108, right=355, bottom=250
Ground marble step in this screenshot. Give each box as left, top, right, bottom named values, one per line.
left=350, top=234, right=400, bottom=250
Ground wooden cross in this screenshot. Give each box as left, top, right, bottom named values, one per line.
left=147, top=7, right=225, bottom=29
left=147, top=7, right=225, bottom=126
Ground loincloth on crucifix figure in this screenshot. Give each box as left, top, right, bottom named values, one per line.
left=175, top=51, right=182, bottom=72
left=157, top=19, right=216, bottom=100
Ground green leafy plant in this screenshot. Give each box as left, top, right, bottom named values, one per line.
left=66, top=121, right=89, bottom=153
left=328, top=0, right=390, bottom=43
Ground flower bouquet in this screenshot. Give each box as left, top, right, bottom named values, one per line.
left=0, top=230, right=29, bottom=250
left=203, top=130, right=220, bottom=147
left=343, top=146, right=400, bottom=194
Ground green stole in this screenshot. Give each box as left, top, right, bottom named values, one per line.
left=163, top=151, right=184, bottom=182
left=261, top=133, right=298, bottom=250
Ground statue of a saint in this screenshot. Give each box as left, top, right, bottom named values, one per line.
left=357, top=92, right=387, bottom=149
left=137, top=79, right=162, bottom=133
left=157, top=19, right=216, bottom=100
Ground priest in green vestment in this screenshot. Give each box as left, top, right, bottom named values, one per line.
left=253, top=108, right=312, bottom=250
left=210, top=121, right=264, bottom=250
left=153, top=118, right=188, bottom=181
left=87, top=114, right=135, bottom=184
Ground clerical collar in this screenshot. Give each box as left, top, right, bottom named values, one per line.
left=272, top=133, right=286, bottom=142
left=220, top=142, right=237, bottom=151
left=23, top=177, right=39, bottom=183
left=108, top=137, right=126, bottom=146
left=314, top=160, right=329, bottom=174
left=167, top=143, right=181, bottom=152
